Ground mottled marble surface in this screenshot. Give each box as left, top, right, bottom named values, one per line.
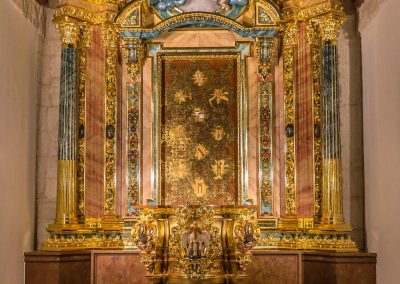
left=85, top=26, right=105, bottom=217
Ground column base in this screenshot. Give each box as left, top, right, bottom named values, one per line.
left=278, top=217, right=298, bottom=230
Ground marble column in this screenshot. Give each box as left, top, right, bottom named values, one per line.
left=53, top=17, right=79, bottom=225
left=319, top=17, right=346, bottom=228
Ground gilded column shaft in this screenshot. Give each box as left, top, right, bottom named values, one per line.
left=321, top=42, right=344, bottom=225
left=55, top=18, right=79, bottom=225
left=77, top=24, right=91, bottom=220
left=102, top=25, right=119, bottom=216
left=282, top=23, right=298, bottom=217
left=306, top=23, right=323, bottom=220
left=257, top=37, right=274, bottom=216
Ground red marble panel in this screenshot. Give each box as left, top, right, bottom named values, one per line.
left=25, top=251, right=91, bottom=284
left=296, top=23, right=314, bottom=218
left=245, top=250, right=301, bottom=284
left=91, top=250, right=148, bottom=284
left=86, top=26, right=105, bottom=218
left=303, top=252, right=377, bottom=284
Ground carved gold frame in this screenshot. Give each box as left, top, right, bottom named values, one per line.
left=147, top=43, right=252, bottom=205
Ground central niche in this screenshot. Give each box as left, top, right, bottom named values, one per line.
left=159, top=54, right=240, bottom=205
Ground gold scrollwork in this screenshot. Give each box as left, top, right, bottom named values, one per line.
left=101, top=23, right=119, bottom=48
left=256, top=37, right=274, bottom=216
left=104, top=47, right=118, bottom=215
left=283, top=23, right=297, bottom=215
left=122, top=38, right=144, bottom=81
left=131, top=209, right=158, bottom=254
left=55, top=17, right=79, bottom=46
left=169, top=205, right=222, bottom=279
left=318, top=16, right=345, bottom=43
left=306, top=21, right=323, bottom=218
left=77, top=23, right=92, bottom=219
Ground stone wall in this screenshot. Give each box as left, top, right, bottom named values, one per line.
left=35, top=7, right=60, bottom=248
left=359, top=0, right=400, bottom=282
left=0, top=0, right=44, bottom=283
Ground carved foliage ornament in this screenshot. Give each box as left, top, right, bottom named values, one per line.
left=55, top=17, right=79, bottom=46
left=131, top=209, right=158, bottom=254
left=169, top=205, right=222, bottom=279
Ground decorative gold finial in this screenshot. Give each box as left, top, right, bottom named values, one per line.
left=55, top=17, right=79, bottom=46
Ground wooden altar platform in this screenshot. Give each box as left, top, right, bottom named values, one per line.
left=24, top=250, right=376, bottom=284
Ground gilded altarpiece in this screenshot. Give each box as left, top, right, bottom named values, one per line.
left=44, top=2, right=359, bottom=275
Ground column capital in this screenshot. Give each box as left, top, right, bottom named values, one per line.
left=55, top=16, right=80, bottom=47
left=101, top=23, right=119, bottom=48
left=317, top=15, right=345, bottom=43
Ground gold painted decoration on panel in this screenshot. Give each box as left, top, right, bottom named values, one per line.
left=159, top=54, right=240, bottom=206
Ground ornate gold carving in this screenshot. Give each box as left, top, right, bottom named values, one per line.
left=282, top=22, right=298, bottom=46
left=131, top=210, right=158, bottom=254
left=54, top=6, right=116, bottom=25
left=104, top=47, right=118, bottom=215
left=55, top=17, right=79, bottom=46
left=234, top=209, right=260, bottom=254
left=211, top=126, right=225, bottom=141
left=283, top=26, right=297, bottom=215
left=258, top=232, right=357, bottom=252
left=101, top=23, right=119, bottom=48
left=318, top=16, right=345, bottom=42
left=169, top=205, right=222, bottom=279
left=77, top=24, right=91, bottom=219
left=209, top=88, right=229, bottom=105
left=307, top=21, right=323, bottom=218
left=192, top=70, right=207, bottom=87
left=174, top=89, right=190, bottom=104
left=256, top=37, right=274, bottom=216
left=127, top=83, right=140, bottom=214
left=211, top=160, right=228, bottom=180
left=122, top=38, right=144, bottom=81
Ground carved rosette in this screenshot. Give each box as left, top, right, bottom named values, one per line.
left=102, top=24, right=119, bottom=216
left=256, top=37, right=274, bottom=216
left=169, top=205, right=222, bottom=279
left=282, top=22, right=298, bottom=215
